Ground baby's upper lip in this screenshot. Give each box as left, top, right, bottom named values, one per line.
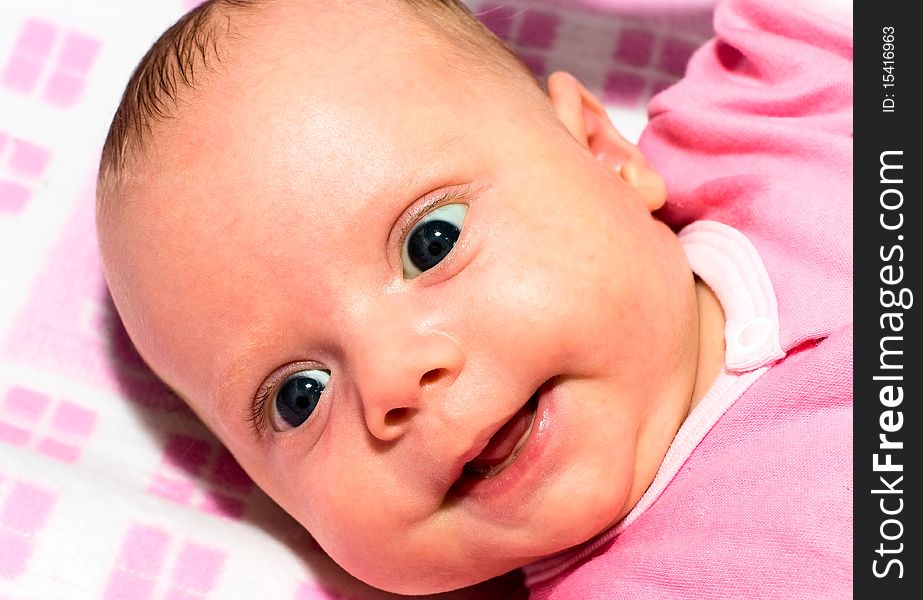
left=446, top=383, right=544, bottom=488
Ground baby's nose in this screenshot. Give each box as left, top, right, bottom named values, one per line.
left=352, top=331, right=464, bottom=442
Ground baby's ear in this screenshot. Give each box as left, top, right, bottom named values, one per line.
left=547, top=71, right=666, bottom=212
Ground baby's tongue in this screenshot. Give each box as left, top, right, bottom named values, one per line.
left=465, top=402, right=533, bottom=474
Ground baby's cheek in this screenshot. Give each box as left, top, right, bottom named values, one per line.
left=310, top=500, right=418, bottom=593
left=289, top=459, right=393, bottom=566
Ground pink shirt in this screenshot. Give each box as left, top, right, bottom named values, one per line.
left=523, top=0, right=852, bottom=597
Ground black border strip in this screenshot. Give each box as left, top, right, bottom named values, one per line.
left=855, top=2, right=920, bottom=597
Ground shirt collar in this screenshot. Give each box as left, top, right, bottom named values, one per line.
left=679, top=220, right=784, bottom=372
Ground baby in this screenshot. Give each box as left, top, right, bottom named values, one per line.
left=96, top=0, right=852, bottom=597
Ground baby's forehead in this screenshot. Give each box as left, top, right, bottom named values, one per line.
left=165, top=13, right=474, bottom=144
left=151, top=49, right=521, bottom=208
left=222, top=2, right=480, bottom=93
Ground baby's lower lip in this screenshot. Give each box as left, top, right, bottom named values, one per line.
left=448, top=379, right=556, bottom=501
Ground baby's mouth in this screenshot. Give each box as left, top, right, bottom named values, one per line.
left=462, top=392, right=539, bottom=479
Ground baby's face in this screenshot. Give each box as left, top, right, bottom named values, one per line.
left=101, top=7, right=699, bottom=594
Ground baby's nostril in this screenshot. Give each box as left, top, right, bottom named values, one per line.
left=384, top=407, right=410, bottom=427
left=419, top=368, right=446, bottom=387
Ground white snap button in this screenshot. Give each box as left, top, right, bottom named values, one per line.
left=733, top=317, right=773, bottom=354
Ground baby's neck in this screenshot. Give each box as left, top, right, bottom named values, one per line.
left=688, top=277, right=727, bottom=414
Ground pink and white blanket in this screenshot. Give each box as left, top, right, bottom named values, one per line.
left=0, top=1, right=713, bottom=597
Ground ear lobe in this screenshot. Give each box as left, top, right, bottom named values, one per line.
left=620, top=158, right=668, bottom=212
left=547, top=71, right=667, bottom=212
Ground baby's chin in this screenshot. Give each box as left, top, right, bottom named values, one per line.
left=364, top=568, right=510, bottom=596
left=334, top=520, right=596, bottom=595
left=332, top=552, right=499, bottom=595
left=326, top=536, right=528, bottom=596
left=369, top=570, right=524, bottom=598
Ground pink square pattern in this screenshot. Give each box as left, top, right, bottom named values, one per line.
left=0, top=385, right=97, bottom=464
left=615, top=29, right=656, bottom=67
left=515, top=10, right=561, bottom=50
left=466, top=0, right=706, bottom=106
left=0, top=131, right=51, bottom=214
left=170, top=543, right=225, bottom=593
left=12, top=20, right=57, bottom=58
left=604, top=29, right=701, bottom=106
left=2, top=184, right=184, bottom=411
left=0, top=181, right=31, bottom=214
left=0, top=476, right=58, bottom=579
left=601, top=69, right=647, bottom=107
left=658, top=37, right=700, bottom=78
left=103, top=523, right=227, bottom=599
left=2, top=19, right=101, bottom=107
left=147, top=434, right=254, bottom=520
left=477, top=3, right=518, bottom=40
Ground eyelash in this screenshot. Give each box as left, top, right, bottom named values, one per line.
left=396, top=185, right=472, bottom=257
left=247, top=381, right=275, bottom=438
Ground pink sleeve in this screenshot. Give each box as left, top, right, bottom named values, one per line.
left=640, top=0, right=852, bottom=226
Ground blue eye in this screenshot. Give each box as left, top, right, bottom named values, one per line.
left=401, top=203, right=468, bottom=279
left=271, top=369, right=330, bottom=430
